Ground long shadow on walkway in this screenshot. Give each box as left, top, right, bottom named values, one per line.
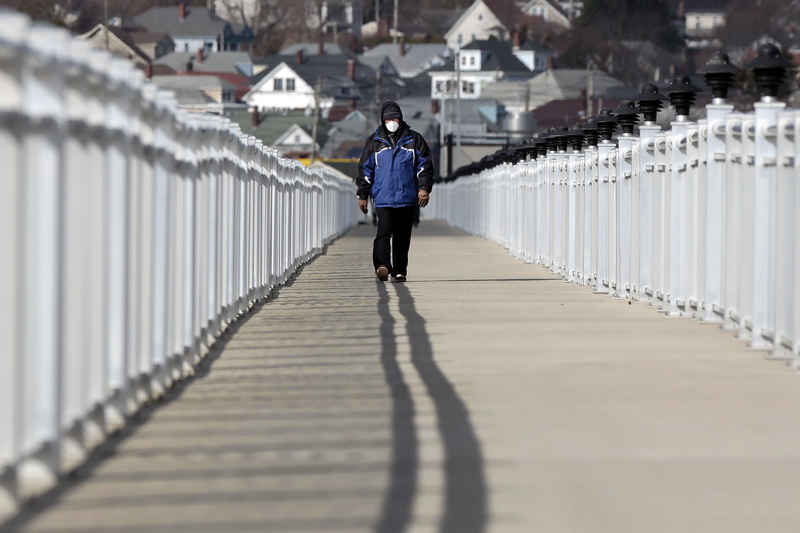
left=375, top=281, right=487, bottom=533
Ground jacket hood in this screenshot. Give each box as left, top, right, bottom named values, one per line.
left=380, top=100, right=403, bottom=122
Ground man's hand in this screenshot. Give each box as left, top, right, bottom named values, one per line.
left=418, top=189, right=430, bottom=208
left=358, top=198, right=368, bottom=214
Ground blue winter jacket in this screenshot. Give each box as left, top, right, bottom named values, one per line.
left=356, top=103, right=434, bottom=208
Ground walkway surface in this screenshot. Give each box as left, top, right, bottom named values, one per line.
left=7, top=220, right=800, bottom=533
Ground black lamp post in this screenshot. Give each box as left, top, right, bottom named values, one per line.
left=567, top=123, right=585, bottom=153
left=665, top=75, right=703, bottom=119
left=744, top=43, right=794, bottom=101
left=594, top=108, right=618, bottom=143
left=697, top=50, right=740, bottom=102
left=612, top=100, right=640, bottom=135
left=535, top=130, right=549, bottom=158
left=581, top=116, right=599, bottom=148
left=636, top=82, right=668, bottom=124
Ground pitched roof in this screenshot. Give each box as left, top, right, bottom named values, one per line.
left=226, top=109, right=333, bottom=148
left=128, top=30, right=173, bottom=46
left=279, top=42, right=354, bottom=58
left=251, top=54, right=376, bottom=100
left=153, top=51, right=254, bottom=76
left=134, top=6, right=227, bottom=37
left=149, top=75, right=224, bottom=105
left=430, top=40, right=531, bottom=73
left=482, top=0, right=526, bottom=30
left=362, top=43, right=449, bottom=77
left=78, top=23, right=151, bottom=64
left=179, top=71, right=252, bottom=100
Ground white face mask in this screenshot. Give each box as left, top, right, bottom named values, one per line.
left=385, top=121, right=400, bottom=133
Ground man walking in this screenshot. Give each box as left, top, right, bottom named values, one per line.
left=356, top=101, right=434, bottom=282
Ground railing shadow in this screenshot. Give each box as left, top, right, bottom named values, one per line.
left=374, top=282, right=487, bottom=533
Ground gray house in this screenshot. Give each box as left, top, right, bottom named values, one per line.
left=133, top=3, right=253, bottom=53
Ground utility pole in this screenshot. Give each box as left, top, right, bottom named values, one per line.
left=455, top=45, right=462, bottom=170
left=586, top=57, right=594, bottom=117
left=310, top=76, right=322, bottom=164
left=392, top=0, right=398, bottom=44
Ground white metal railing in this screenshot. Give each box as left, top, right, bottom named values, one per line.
left=0, top=11, right=358, bottom=519
left=430, top=95, right=799, bottom=365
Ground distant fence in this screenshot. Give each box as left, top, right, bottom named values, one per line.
left=430, top=48, right=799, bottom=366
left=0, top=11, right=358, bottom=519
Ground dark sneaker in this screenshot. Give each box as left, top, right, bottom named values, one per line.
left=394, top=274, right=406, bottom=282
left=376, top=266, right=389, bottom=281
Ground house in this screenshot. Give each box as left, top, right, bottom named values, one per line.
left=78, top=24, right=153, bottom=66
left=217, top=0, right=364, bottom=38
left=153, top=50, right=255, bottom=77
left=129, top=30, right=175, bottom=61
left=133, top=2, right=254, bottom=53
left=480, top=67, right=625, bottom=112
left=179, top=71, right=253, bottom=102
left=225, top=109, right=332, bottom=160
left=684, top=9, right=725, bottom=39
left=272, top=124, right=321, bottom=159
left=149, top=74, right=239, bottom=113
left=428, top=39, right=550, bottom=101
left=279, top=41, right=398, bottom=79
left=362, top=40, right=449, bottom=79
left=244, top=52, right=376, bottom=113
left=444, top=0, right=526, bottom=50
left=519, top=0, right=572, bottom=30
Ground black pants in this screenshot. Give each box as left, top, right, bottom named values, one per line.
left=373, top=206, right=416, bottom=276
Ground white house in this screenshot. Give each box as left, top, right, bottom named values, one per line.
left=444, top=0, right=524, bottom=50
left=685, top=10, right=725, bottom=38
left=429, top=39, right=542, bottom=100
left=244, top=53, right=372, bottom=112
left=245, top=62, right=333, bottom=111
left=519, top=0, right=572, bottom=29
left=272, top=123, right=319, bottom=156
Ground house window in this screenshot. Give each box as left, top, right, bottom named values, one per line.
left=273, top=78, right=283, bottom=91
left=435, top=81, right=443, bottom=93
left=469, top=56, right=475, bottom=66
left=478, top=13, right=483, bottom=20
left=286, top=78, right=295, bottom=91
left=462, top=81, right=474, bottom=94
left=695, top=17, right=701, bottom=29
left=294, top=135, right=302, bottom=144
left=461, top=55, right=466, bottom=66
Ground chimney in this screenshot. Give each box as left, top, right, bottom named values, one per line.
left=347, top=58, right=355, bottom=80
left=252, top=107, right=260, bottom=128
left=546, top=55, right=554, bottom=70
left=399, top=36, right=406, bottom=56
left=431, top=99, right=440, bottom=115
left=512, top=29, right=521, bottom=49
left=349, top=98, right=357, bottom=111
left=296, top=50, right=304, bottom=64
left=145, top=63, right=153, bottom=80
left=179, top=2, right=186, bottom=21
left=197, top=48, right=204, bottom=63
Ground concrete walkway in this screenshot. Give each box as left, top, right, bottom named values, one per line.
left=7, top=220, right=800, bottom=533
